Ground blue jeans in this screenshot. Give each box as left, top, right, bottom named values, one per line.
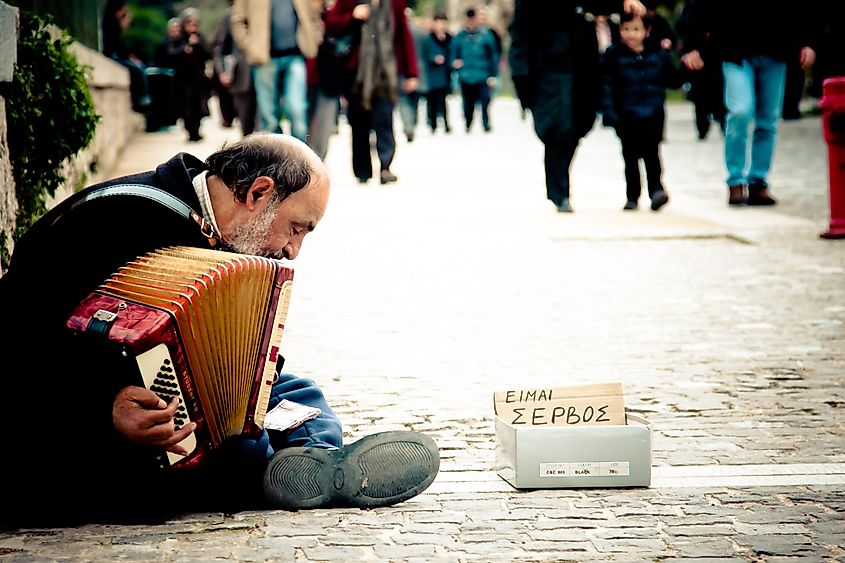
left=722, top=57, right=787, bottom=187
left=237, top=372, right=344, bottom=461
left=252, top=55, right=308, bottom=140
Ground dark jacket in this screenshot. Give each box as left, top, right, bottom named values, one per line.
left=212, top=8, right=253, bottom=96
left=424, top=32, right=452, bottom=91
left=677, top=0, right=819, bottom=64
left=601, top=43, right=683, bottom=126
left=0, top=154, right=214, bottom=526
left=324, top=0, right=418, bottom=79
left=509, top=0, right=624, bottom=144
left=451, top=27, right=498, bottom=85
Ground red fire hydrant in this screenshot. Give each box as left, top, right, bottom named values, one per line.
left=820, top=77, right=845, bottom=239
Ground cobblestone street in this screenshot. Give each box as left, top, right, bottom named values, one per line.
left=2, top=99, right=843, bottom=561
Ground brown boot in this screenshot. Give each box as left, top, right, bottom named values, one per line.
left=747, top=181, right=777, bottom=206
left=728, top=184, right=747, bottom=205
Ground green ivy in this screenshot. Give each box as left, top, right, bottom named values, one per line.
left=5, top=12, right=100, bottom=257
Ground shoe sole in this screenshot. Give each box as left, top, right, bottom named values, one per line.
left=264, top=431, right=440, bottom=510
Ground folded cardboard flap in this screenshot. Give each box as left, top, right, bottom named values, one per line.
left=493, top=383, right=626, bottom=427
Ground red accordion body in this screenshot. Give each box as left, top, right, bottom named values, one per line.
left=66, top=247, right=294, bottom=469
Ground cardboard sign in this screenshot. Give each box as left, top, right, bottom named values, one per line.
left=494, top=383, right=625, bottom=427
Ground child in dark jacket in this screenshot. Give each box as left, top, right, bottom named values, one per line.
left=601, top=12, right=682, bottom=211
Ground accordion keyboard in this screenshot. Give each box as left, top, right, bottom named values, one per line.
left=136, top=343, right=198, bottom=466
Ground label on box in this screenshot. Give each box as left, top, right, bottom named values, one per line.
left=539, top=461, right=630, bottom=478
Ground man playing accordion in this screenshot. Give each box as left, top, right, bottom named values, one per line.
left=0, top=134, right=439, bottom=527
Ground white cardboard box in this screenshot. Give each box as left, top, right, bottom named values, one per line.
left=495, top=412, right=652, bottom=489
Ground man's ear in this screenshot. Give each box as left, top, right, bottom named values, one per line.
left=245, top=176, right=276, bottom=210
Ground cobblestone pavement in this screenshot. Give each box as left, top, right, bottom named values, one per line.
left=2, top=100, right=842, bottom=562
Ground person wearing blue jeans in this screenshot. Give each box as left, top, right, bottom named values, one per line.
left=678, top=0, right=818, bottom=206
left=252, top=54, right=309, bottom=138
left=722, top=58, right=786, bottom=203
left=231, top=0, right=323, bottom=140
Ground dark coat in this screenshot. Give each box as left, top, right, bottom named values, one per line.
left=424, top=32, right=453, bottom=91
left=0, top=154, right=214, bottom=526
left=676, top=0, right=819, bottom=64
left=324, top=0, right=418, bottom=79
left=600, top=43, right=683, bottom=127
left=509, top=0, right=624, bottom=144
left=172, top=32, right=212, bottom=120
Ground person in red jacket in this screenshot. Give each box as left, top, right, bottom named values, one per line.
left=325, top=0, right=419, bottom=184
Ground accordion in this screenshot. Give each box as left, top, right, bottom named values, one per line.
left=66, top=246, right=294, bottom=469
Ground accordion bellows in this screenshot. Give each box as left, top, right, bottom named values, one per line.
left=67, top=246, right=294, bottom=468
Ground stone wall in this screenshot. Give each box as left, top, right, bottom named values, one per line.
left=0, top=5, right=142, bottom=273
left=46, top=41, right=144, bottom=207
left=0, top=2, right=18, bottom=273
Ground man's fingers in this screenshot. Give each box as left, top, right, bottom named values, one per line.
left=126, top=387, right=168, bottom=409
left=140, top=398, right=180, bottom=428
left=166, top=444, right=189, bottom=456
left=161, top=423, right=197, bottom=449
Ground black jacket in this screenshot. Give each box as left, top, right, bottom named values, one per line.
left=509, top=0, right=624, bottom=144
left=601, top=43, right=683, bottom=126
left=0, top=154, right=213, bottom=526
left=676, top=0, right=819, bottom=64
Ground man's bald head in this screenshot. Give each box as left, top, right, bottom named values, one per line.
left=205, top=133, right=328, bottom=204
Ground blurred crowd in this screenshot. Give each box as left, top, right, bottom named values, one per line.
left=101, top=0, right=844, bottom=207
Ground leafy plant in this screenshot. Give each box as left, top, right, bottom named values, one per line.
left=4, top=11, right=100, bottom=258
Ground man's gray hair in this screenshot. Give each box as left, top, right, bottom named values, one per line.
left=205, top=135, right=313, bottom=203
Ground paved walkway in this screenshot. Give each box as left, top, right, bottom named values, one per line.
left=2, top=99, right=843, bottom=562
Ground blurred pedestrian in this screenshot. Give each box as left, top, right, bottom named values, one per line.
left=307, top=0, right=345, bottom=160
left=452, top=8, right=498, bottom=133
left=172, top=9, right=212, bottom=142
left=325, top=0, right=419, bottom=185
left=213, top=5, right=258, bottom=136
left=424, top=10, right=452, bottom=133
left=680, top=0, right=817, bottom=206
left=509, top=0, right=647, bottom=213
left=231, top=0, right=322, bottom=140
left=397, top=8, right=429, bottom=143
left=101, top=0, right=152, bottom=113
left=675, top=0, right=725, bottom=140
left=601, top=12, right=682, bottom=211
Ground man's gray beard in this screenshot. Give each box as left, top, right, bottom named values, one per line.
left=223, top=199, right=282, bottom=258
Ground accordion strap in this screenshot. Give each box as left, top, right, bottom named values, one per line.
left=55, top=183, right=219, bottom=247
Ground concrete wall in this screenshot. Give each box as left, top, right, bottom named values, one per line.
left=0, top=1, right=19, bottom=272
left=47, top=41, right=144, bottom=207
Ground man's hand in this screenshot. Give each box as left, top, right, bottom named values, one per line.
left=623, top=0, right=646, bottom=17
left=800, top=46, right=816, bottom=69
left=661, top=38, right=673, bottom=50
left=352, top=4, right=370, bottom=20
left=219, top=73, right=233, bottom=88
left=681, top=49, right=705, bottom=71
left=453, top=59, right=464, bottom=70
left=112, top=386, right=196, bottom=456
left=433, top=54, right=445, bottom=65
left=403, top=77, right=418, bottom=93
left=486, top=76, right=497, bottom=88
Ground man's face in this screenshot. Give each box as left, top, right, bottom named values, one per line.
left=620, top=18, right=648, bottom=51
left=433, top=18, right=447, bottom=34
left=224, top=175, right=329, bottom=260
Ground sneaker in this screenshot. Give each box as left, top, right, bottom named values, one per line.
left=728, top=184, right=747, bottom=206
left=623, top=200, right=638, bottom=211
left=747, top=181, right=777, bottom=206
left=380, top=170, right=398, bottom=185
left=357, top=177, right=370, bottom=184
left=263, top=431, right=440, bottom=510
left=557, top=198, right=573, bottom=213
left=650, top=190, right=669, bottom=211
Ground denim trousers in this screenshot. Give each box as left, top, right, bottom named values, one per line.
left=722, top=57, right=787, bottom=186
left=252, top=55, right=309, bottom=140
